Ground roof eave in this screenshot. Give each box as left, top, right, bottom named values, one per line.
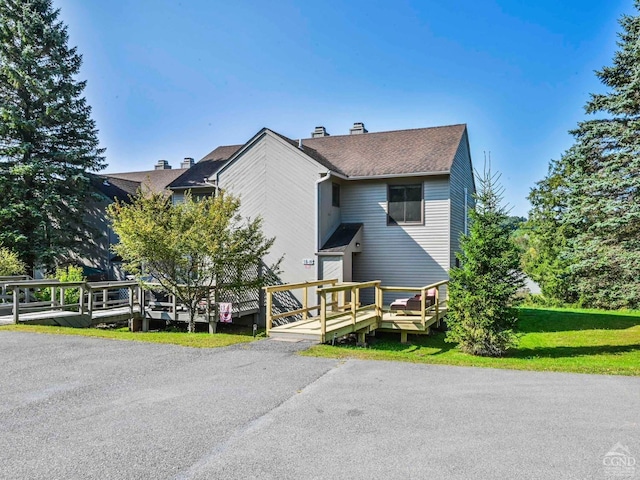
left=344, top=170, right=450, bottom=181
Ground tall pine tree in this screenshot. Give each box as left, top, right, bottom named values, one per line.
left=0, top=0, right=105, bottom=272
left=528, top=1, right=640, bottom=308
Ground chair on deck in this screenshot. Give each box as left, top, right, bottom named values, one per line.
left=389, top=288, right=437, bottom=314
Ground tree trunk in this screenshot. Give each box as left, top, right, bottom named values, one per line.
left=187, top=307, right=196, bottom=333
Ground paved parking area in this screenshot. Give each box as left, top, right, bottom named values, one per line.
left=1, top=331, right=638, bottom=479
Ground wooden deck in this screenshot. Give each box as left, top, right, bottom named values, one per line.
left=0, top=280, right=144, bottom=328
left=264, top=279, right=448, bottom=344
left=269, top=310, right=379, bottom=342
left=0, top=305, right=143, bottom=328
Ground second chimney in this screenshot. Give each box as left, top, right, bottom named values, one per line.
left=349, top=122, right=368, bottom=135
left=181, top=157, right=195, bottom=169
left=155, top=159, right=172, bottom=170
left=311, top=126, right=330, bottom=138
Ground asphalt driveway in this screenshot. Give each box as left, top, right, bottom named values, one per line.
left=1, top=331, right=638, bottom=480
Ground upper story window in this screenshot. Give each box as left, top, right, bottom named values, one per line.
left=332, top=182, right=340, bottom=207
left=387, top=184, right=423, bottom=225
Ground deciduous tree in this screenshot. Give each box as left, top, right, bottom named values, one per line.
left=108, top=189, right=277, bottom=333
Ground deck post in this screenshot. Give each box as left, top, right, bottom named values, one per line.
left=79, top=284, right=85, bottom=314
left=60, top=287, right=65, bottom=306
left=351, top=286, right=357, bottom=325
left=88, top=287, right=94, bottom=322
left=435, top=286, right=439, bottom=324
left=320, top=292, right=327, bottom=343
left=51, top=286, right=57, bottom=308
left=102, top=288, right=108, bottom=309
left=12, top=287, right=19, bottom=324
left=400, top=331, right=408, bottom=344
left=302, top=286, right=308, bottom=320
left=172, top=294, right=178, bottom=319
left=265, top=289, right=273, bottom=336
left=420, top=287, right=426, bottom=329
left=128, top=286, right=134, bottom=316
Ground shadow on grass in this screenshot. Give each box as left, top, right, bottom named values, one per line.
left=368, top=331, right=456, bottom=355
left=518, top=308, right=640, bottom=333
left=510, top=344, right=640, bottom=359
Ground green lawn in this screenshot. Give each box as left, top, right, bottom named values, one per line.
left=0, top=324, right=259, bottom=348
left=301, top=307, right=640, bottom=376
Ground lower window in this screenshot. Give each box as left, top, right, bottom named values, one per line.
left=388, top=184, right=423, bottom=225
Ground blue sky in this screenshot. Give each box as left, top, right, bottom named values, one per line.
left=57, top=0, right=632, bottom=216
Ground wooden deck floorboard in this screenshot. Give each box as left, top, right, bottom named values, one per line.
left=269, top=307, right=448, bottom=342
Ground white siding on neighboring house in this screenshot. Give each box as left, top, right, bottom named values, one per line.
left=341, top=177, right=450, bottom=303
left=217, top=132, right=326, bottom=293
left=449, top=130, right=475, bottom=268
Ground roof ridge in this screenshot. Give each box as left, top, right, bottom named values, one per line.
left=106, top=168, right=189, bottom=176
left=303, top=123, right=466, bottom=140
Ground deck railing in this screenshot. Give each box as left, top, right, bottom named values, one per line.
left=4, top=279, right=142, bottom=324
left=316, top=281, right=382, bottom=340
left=263, top=279, right=338, bottom=335
left=6, top=280, right=86, bottom=323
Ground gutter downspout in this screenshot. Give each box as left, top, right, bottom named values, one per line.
left=315, top=171, right=334, bottom=281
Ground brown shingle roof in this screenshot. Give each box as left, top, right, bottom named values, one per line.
left=169, top=145, right=243, bottom=188
left=301, top=124, right=466, bottom=177
left=106, top=168, right=187, bottom=193
left=201, top=145, right=243, bottom=162
left=91, top=174, right=139, bottom=202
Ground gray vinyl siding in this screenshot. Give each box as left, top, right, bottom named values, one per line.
left=319, top=256, right=343, bottom=282
left=318, top=179, right=342, bottom=247
left=449, top=129, right=475, bottom=268
left=341, top=177, right=450, bottom=304
left=217, top=133, right=326, bottom=291
left=172, top=192, right=185, bottom=204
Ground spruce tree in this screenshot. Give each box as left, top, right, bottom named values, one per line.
left=0, top=0, right=105, bottom=272
left=528, top=1, right=640, bottom=308
left=446, top=166, right=524, bottom=357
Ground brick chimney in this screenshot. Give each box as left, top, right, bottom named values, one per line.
left=155, top=159, right=171, bottom=170
left=349, top=122, right=368, bottom=135
left=181, top=157, right=195, bottom=169
left=311, top=126, right=330, bottom=138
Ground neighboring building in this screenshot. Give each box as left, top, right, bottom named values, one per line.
left=169, top=122, right=475, bottom=303
left=84, top=159, right=192, bottom=279
left=87, top=123, right=475, bottom=306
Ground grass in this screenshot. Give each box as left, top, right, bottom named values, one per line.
left=301, top=307, right=640, bottom=376
left=0, top=323, right=260, bottom=348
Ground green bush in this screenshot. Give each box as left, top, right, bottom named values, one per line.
left=36, top=266, right=85, bottom=304
left=0, top=247, right=26, bottom=276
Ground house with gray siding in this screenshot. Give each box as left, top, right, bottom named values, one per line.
left=167, top=122, right=475, bottom=303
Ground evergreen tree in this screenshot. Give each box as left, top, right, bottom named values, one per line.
left=528, top=2, right=640, bottom=308
left=0, top=0, right=105, bottom=272
left=522, top=158, right=578, bottom=304
left=446, top=166, right=524, bottom=357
